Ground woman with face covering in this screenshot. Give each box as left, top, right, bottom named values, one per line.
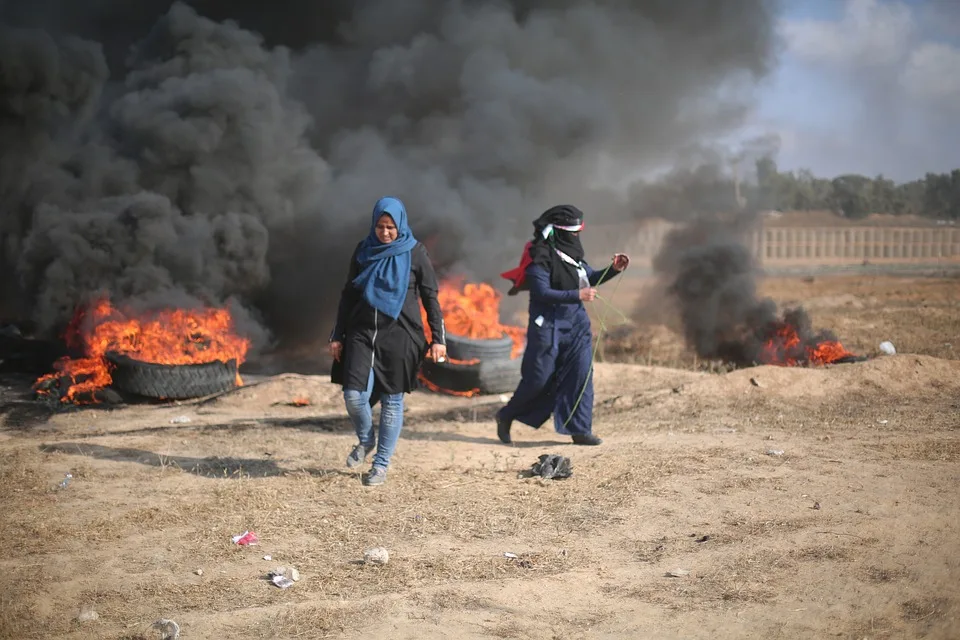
left=329, top=197, right=447, bottom=486
left=498, top=205, right=630, bottom=446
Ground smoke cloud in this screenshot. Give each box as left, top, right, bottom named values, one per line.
left=1, top=0, right=781, bottom=362
left=648, top=216, right=847, bottom=367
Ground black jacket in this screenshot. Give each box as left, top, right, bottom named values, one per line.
left=330, top=242, right=445, bottom=394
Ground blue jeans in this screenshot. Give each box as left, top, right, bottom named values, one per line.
left=343, top=369, right=405, bottom=470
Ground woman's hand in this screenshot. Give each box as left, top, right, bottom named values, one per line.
left=579, top=287, right=598, bottom=302
left=328, top=341, right=343, bottom=361
left=612, top=253, right=630, bottom=272
left=429, top=343, right=447, bottom=363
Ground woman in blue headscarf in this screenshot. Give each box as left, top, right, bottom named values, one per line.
left=330, top=197, right=447, bottom=486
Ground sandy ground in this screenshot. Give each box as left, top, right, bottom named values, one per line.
left=1, top=275, right=959, bottom=640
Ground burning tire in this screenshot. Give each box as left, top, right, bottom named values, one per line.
left=420, top=357, right=522, bottom=395
left=445, top=333, right=515, bottom=362
left=106, top=352, right=239, bottom=400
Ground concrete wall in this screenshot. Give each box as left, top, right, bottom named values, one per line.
left=589, top=220, right=960, bottom=268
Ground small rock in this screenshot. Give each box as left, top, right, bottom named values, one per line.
left=76, top=607, right=99, bottom=622
left=263, top=555, right=272, bottom=561
left=666, top=569, right=690, bottom=578
left=813, top=501, right=821, bottom=510
left=364, top=546, right=390, bottom=565
left=878, top=341, right=896, bottom=355
left=749, top=377, right=761, bottom=387
left=765, top=449, right=785, bottom=457
left=170, top=415, right=191, bottom=424
left=152, top=618, right=180, bottom=640
left=195, top=568, right=203, bottom=576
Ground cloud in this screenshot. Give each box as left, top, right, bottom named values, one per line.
left=769, top=0, right=960, bottom=180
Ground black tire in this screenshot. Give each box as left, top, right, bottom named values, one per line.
left=445, top=333, right=515, bottom=362
left=106, top=352, right=239, bottom=400
left=476, top=358, right=522, bottom=394
left=420, top=357, right=521, bottom=395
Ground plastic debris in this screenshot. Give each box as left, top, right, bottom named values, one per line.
left=363, top=547, right=390, bottom=565
left=666, top=569, right=690, bottom=578
left=169, top=416, right=191, bottom=424
left=503, top=552, right=519, bottom=559
left=76, top=606, right=99, bottom=622
left=232, top=531, right=258, bottom=546
left=263, top=555, right=272, bottom=561
left=272, top=575, right=295, bottom=589
left=878, top=341, right=896, bottom=355
left=765, top=449, right=785, bottom=457
left=268, top=566, right=299, bottom=588
left=57, top=472, right=73, bottom=490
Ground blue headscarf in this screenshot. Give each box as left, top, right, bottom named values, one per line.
left=352, top=197, right=419, bottom=320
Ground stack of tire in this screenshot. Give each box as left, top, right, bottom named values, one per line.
left=420, top=333, right=522, bottom=395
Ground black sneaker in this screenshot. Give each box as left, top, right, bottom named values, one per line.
left=496, top=412, right=512, bottom=444
left=571, top=433, right=603, bottom=446
left=346, top=443, right=375, bottom=468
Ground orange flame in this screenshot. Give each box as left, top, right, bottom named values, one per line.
left=34, top=297, right=250, bottom=403
left=421, top=277, right=525, bottom=357
left=418, top=277, right=525, bottom=395
left=759, top=323, right=854, bottom=366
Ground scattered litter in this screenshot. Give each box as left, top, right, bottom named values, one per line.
left=76, top=607, right=99, bottom=622
left=503, top=552, right=519, bottom=559
left=289, top=397, right=310, bottom=407
left=530, top=454, right=573, bottom=480
left=272, top=575, right=295, bottom=589
left=152, top=618, right=180, bottom=640
left=269, top=566, right=300, bottom=588
left=232, top=531, right=258, bottom=546
left=666, top=569, right=690, bottom=578
left=57, top=472, right=72, bottom=490
left=363, top=547, right=390, bottom=565
left=749, top=377, right=761, bottom=387
left=194, top=568, right=203, bottom=576
left=765, top=449, right=785, bottom=457
left=877, top=419, right=889, bottom=425
left=263, top=555, right=272, bottom=561
left=813, top=501, right=822, bottom=510
left=878, top=341, right=896, bottom=355
left=694, top=535, right=711, bottom=543
left=169, top=416, right=191, bottom=424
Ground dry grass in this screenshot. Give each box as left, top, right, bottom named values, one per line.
left=1, top=274, right=959, bottom=638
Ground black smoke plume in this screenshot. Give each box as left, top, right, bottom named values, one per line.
left=650, top=217, right=847, bottom=367
left=1, top=0, right=781, bottom=365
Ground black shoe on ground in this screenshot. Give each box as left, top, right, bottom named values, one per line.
left=571, top=433, right=603, bottom=446
left=496, top=412, right=512, bottom=444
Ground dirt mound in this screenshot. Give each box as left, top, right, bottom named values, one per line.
left=202, top=373, right=345, bottom=412
left=677, top=354, right=959, bottom=401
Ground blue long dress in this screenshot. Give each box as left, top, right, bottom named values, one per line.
left=500, top=261, right=620, bottom=436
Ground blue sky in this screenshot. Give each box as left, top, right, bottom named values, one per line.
left=743, top=0, right=960, bottom=182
